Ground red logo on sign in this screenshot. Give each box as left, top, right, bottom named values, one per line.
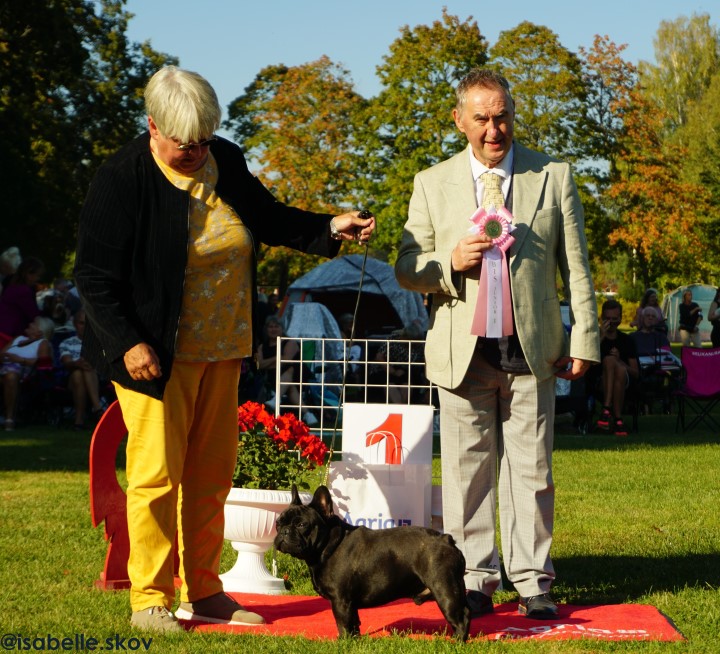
left=365, top=413, right=403, bottom=464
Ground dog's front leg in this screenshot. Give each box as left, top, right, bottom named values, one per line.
left=331, top=599, right=361, bottom=638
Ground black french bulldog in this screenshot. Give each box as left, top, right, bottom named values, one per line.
left=274, top=485, right=470, bottom=641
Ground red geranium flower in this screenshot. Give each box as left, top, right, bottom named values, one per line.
left=233, top=401, right=328, bottom=490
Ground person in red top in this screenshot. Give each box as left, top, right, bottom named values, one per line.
left=0, top=257, right=44, bottom=342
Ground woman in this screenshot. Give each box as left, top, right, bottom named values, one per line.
left=630, top=288, right=666, bottom=333
left=678, top=289, right=703, bottom=347
left=0, top=316, right=54, bottom=431
left=0, top=256, right=44, bottom=342
left=74, top=66, right=375, bottom=632
left=709, top=288, right=720, bottom=348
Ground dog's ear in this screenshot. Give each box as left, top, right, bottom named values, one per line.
left=290, top=483, right=303, bottom=505
left=310, top=485, right=334, bottom=518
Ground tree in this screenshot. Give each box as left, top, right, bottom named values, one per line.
left=605, top=91, right=713, bottom=289
left=489, top=22, right=585, bottom=162
left=225, top=57, right=368, bottom=291
left=677, top=69, right=720, bottom=266
left=575, top=35, right=638, bottom=273
left=360, top=9, right=488, bottom=261
left=577, top=35, right=637, bottom=179
left=0, top=0, right=174, bottom=278
left=639, top=13, right=719, bottom=132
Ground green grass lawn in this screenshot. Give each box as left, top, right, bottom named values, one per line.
left=1, top=409, right=719, bottom=653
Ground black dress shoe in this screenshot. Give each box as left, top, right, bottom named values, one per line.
left=518, top=593, right=558, bottom=619
left=466, top=590, right=494, bottom=617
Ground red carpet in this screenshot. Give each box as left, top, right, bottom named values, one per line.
left=184, top=593, right=684, bottom=642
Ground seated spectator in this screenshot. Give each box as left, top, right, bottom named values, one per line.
left=593, top=300, right=639, bottom=437
left=338, top=313, right=363, bottom=385
left=630, top=307, right=671, bottom=357
left=0, top=246, right=21, bottom=293
left=257, top=291, right=280, bottom=329
left=0, top=316, right=55, bottom=431
left=630, top=307, right=677, bottom=414
left=64, top=282, right=82, bottom=317
left=370, top=320, right=427, bottom=404
left=255, top=316, right=301, bottom=409
left=41, top=290, right=71, bottom=331
left=59, top=309, right=106, bottom=430
left=630, top=288, right=666, bottom=333
left=709, top=288, right=720, bottom=348
left=678, top=289, right=702, bottom=347
left=0, top=256, right=44, bottom=341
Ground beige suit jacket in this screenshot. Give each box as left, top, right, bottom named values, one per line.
left=396, top=143, right=600, bottom=389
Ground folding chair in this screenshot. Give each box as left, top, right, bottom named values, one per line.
left=674, top=347, right=720, bottom=434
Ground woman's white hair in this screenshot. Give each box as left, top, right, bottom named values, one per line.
left=34, top=316, right=56, bottom=341
left=0, top=247, right=21, bottom=274
left=144, top=66, right=221, bottom=143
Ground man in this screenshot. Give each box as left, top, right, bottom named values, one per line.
left=395, top=68, right=599, bottom=619
left=595, top=300, right=638, bottom=436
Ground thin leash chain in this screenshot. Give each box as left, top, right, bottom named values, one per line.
left=321, top=214, right=371, bottom=486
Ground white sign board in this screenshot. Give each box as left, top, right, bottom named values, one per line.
left=328, top=403, right=434, bottom=528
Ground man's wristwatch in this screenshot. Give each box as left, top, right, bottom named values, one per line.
left=329, top=218, right=343, bottom=240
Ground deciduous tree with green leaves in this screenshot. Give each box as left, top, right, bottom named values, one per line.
left=358, top=9, right=488, bottom=261
left=639, top=12, right=719, bottom=133
left=606, top=91, right=713, bottom=289
left=678, top=70, right=720, bottom=247
left=225, top=56, right=368, bottom=291
left=489, top=21, right=585, bottom=162
left=0, top=0, right=174, bottom=278
left=575, top=35, right=638, bottom=276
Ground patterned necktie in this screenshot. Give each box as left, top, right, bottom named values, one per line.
left=480, top=172, right=504, bottom=210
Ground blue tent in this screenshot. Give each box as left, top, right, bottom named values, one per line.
left=283, top=255, right=428, bottom=337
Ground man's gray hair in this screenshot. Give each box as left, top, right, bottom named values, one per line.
left=455, top=68, right=513, bottom=112
left=144, top=66, right=221, bottom=143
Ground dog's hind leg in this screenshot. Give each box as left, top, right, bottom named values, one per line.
left=331, top=599, right=361, bottom=638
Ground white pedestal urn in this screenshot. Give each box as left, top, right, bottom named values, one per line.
left=220, top=487, right=311, bottom=595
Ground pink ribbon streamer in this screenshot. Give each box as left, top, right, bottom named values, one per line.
left=468, top=207, right=516, bottom=337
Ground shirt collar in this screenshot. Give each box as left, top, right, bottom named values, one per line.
left=468, top=143, right=514, bottom=181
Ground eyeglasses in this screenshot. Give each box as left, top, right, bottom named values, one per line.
left=176, top=136, right=216, bottom=152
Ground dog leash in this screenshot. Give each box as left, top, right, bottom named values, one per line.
left=321, top=209, right=372, bottom=486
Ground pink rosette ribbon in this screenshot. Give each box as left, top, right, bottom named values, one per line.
left=468, top=206, right=516, bottom=338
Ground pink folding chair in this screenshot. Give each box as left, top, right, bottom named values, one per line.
left=674, top=347, right=720, bottom=434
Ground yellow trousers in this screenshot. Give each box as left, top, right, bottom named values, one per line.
left=114, top=359, right=241, bottom=611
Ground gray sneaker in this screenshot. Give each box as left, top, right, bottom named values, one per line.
left=175, top=592, right=265, bottom=625
left=130, top=606, right=183, bottom=633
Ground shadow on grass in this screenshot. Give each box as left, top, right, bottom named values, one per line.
left=554, top=552, right=720, bottom=604
left=0, top=425, right=126, bottom=473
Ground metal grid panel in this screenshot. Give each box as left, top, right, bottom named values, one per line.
left=273, top=337, right=438, bottom=447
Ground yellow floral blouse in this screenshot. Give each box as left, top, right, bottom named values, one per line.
left=152, top=151, right=253, bottom=362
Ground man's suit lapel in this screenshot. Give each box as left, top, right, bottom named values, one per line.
left=439, top=149, right=477, bottom=245
left=509, top=144, right=547, bottom=257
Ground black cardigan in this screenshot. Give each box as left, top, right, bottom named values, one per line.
left=75, top=133, right=338, bottom=399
